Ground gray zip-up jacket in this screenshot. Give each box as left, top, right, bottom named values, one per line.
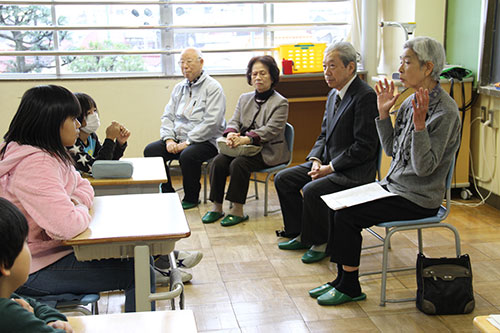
left=376, top=83, right=461, bottom=208
left=160, top=71, right=226, bottom=146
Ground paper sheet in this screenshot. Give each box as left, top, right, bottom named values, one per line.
left=320, top=182, right=397, bottom=210
left=487, top=314, right=500, bottom=330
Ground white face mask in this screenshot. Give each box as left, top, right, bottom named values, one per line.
left=81, top=112, right=100, bottom=134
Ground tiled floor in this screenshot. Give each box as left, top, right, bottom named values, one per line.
left=98, top=178, right=500, bottom=332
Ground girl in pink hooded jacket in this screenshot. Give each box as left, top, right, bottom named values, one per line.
left=0, top=85, right=154, bottom=312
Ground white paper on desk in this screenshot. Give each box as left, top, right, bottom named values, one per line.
left=487, top=315, right=500, bottom=330
left=320, top=182, right=397, bottom=210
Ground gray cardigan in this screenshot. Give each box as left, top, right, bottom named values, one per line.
left=376, top=84, right=461, bottom=208
left=226, top=91, right=290, bottom=167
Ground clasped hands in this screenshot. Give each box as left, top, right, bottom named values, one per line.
left=225, top=132, right=251, bottom=148
left=166, top=139, right=189, bottom=154
left=106, top=121, right=131, bottom=146
left=308, top=160, right=332, bottom=180
left=375, top=78, right=429, bottom=131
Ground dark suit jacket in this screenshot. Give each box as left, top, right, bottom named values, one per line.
left=307, top=76, right=379, bottom=187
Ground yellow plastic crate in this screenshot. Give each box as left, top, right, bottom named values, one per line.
left=278, top=43, right=326, bottom=73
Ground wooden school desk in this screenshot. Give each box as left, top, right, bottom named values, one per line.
left=68, top=309, right=197, bottom=333
left=474, top=316, right=500, bottom=333
left=85, top=157, right=167, bottom=196
left=63, top=193, right=190, bottom=312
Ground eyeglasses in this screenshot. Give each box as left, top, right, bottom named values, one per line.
left=178, top=58, right=201, bottom=66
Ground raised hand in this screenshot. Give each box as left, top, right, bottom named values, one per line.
left=375, top=78, right=400, bottom=119
left=412, top=87, right=429, bottom=131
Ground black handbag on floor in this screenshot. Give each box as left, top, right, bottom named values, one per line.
left=416, top=253, right=475, bottom=315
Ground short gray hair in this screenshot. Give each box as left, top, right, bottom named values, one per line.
left=324, top=41, right=357, bottom=73
left=403, top=37, right=445, bottom=81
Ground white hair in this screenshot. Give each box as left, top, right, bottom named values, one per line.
left=182, top=47, right=203, bottom=59
left=324, top=41, right=357, bottom=72
left=403, top=37, right=445, bottom=81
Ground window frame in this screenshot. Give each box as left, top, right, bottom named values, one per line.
left=0, top=0, right=351, bottom=80
left=478, top=0, right=500, bottom=97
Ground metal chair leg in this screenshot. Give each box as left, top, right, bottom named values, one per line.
left=254, top=172, right=259, bottom=199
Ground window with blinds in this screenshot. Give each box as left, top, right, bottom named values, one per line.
left=0, top=0, right=352, bottom=78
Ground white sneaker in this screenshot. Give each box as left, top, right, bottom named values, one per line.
left=176, top=250, right=203, bottom=268
left=155, top=250, right=203, bottom=269
left=154, top=268, right=193, bottom=286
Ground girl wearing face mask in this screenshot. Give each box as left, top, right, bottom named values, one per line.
left=68, top=93, right=131, bottom=174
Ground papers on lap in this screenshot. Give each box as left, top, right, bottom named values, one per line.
left=488, top=314, right=500, bottom=330
left=321, top=182, right=397, bottom=210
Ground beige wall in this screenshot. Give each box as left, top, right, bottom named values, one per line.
left=378, top=0, right=446, bottom=76
left=0, top=76, right=252, bottom=157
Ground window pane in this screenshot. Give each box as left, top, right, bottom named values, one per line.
left=273, top=2, right=351, bottom=23
left=274, top=26, right=350, bottom=46
left=56, top=4, right=160, bottom=27
left=0, top=55, right=56, bottom=74
left=172, top=4, right=264, bottom=26
left=0, top=5, right=53, bottom=27
left=60, top=54, right=158, bottom=74
left=57, top=29, right=161, bottom=51
left=174, top=29, right=265, bottom=50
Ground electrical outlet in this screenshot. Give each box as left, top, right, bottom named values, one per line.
left=488, top=109, right=497, bottom=128
left=481, top=106, right=487, bottom=123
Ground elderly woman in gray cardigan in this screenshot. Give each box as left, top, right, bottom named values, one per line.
left=308, top=37, right=461, bottom=306
left=202, top=55, right=290, bottom=227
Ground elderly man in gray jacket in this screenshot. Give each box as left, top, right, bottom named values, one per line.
left=144, top=48, right=226, bottom=210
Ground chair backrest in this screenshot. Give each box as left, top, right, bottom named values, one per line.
left=441, top=156, right=456, bottom=220
left=284, top=123, right=295, bottom=167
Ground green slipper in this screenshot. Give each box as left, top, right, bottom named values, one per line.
left=220, top=214, right=249, bottom=227
left=182, top=200, right=200, bottom=210
left=309, top=283, right=334, bottom=298
left=301, top=249, right=327, bottom=263
left=202, top=211, right=225, bottom=223
left=278, top=239, right=309, bottom=250
left=317, top=288, right=366, bottom=306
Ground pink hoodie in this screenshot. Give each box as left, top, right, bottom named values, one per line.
left=0, top=142, right=94, bottom=273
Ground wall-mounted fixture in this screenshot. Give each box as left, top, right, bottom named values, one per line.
left=379, top=21, right=417, bottom=41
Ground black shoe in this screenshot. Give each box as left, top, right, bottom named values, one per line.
left=160, top=183, right=175, bottom=193
left=275, top=229, right=299, bottom=238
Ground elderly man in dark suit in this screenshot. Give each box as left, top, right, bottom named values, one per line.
left=274, top=41, right=379, bottom=264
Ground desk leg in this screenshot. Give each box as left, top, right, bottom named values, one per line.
left=134, top=245, right=152, bottom=312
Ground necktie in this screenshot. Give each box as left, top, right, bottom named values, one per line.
left=334, top=94, right=342, bottom=113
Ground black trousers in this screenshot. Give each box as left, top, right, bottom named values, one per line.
left=209, top=153, right=268, bottom=204
left=143, top=140, right=217, bottom=203
left=326, top=195, right=439, bottom=267
left=274, top=162, right=348, bottom=245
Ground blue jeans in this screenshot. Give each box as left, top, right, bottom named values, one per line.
left=16, top=253, right=156, bottom=312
